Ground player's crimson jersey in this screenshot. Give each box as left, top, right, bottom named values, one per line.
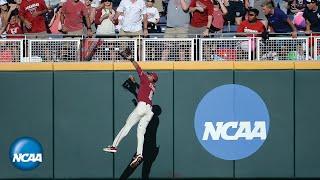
left=19, top=0, right=48, bottom=33
left=136, top=65, right=155, bottom=105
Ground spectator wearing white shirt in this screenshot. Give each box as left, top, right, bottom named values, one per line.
left=146, top=0, right=160, bottom=33
left=112, top=0, right=148, bottom=36
left=95, top=0, right=115, bottom=35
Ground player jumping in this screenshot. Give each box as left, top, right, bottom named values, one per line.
left=103, top=48, right=158, bottom=168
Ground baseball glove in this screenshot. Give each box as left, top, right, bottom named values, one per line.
left=119, top=47, right=133, bottom=61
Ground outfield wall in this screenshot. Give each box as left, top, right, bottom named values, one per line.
left=0, top=62, right=320, bottom=179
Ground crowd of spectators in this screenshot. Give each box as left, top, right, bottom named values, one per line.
left=0, top=0, right=319, bottom=37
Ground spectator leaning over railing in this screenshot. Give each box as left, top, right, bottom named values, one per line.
left=165, top=0, right=189, bottom=37
left=254, top=0, right=267, bottom=24
left=262, top=1, right=298, bottom=38
left=19, top=0, right=48, bottom=34
left=111, top=0, right=148, bottom=37
left=189, top=0, right=213, bottom=36
left=95, top=0, right=115, bottom=35
left=210, top=0, right=227, bottom=33
left=60, top=0, right=93, bottom=36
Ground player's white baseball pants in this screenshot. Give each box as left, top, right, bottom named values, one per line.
left=112, top=101, right=154, bottom=155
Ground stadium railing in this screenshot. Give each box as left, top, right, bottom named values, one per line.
left=0, top=33, right=318, bottom=62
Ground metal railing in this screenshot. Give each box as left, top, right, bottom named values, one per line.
left=83, top=38, right=138, bottom=62
left=0, top=34, right=318, bottom=62
left=256, top=37, right=309, bottom=61
left=314, top=37, right=320, bottom=60
left=0, top=39, right=23, bottom=62
left=199, top=37, right=251, bottom=61
left=142, top=38, right=194, bottom=61
left=28, top=38, right=81, bottom=62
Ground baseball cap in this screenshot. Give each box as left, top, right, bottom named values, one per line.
left=0, top=0, right=8, bottom=5
left=306, top=0, right=317, bottom=3
left=147, top=72, right=158, bottom=83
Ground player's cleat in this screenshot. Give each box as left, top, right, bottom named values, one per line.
left=130, top=154, right=143, bottom=168
left=103, top=145, right=117, bottom=153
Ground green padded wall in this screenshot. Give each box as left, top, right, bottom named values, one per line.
left=295, top=70, right=320, bottom=177
left=173, top=71, right=234, bottom=178
left=234, top=70, right=294, bottom=178
left=0, top=72, right=53, bottom=179
left=54, top=71, right=113, bottom=178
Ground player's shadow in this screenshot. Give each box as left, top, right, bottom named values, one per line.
left=119, top=78, right=162, bottom=179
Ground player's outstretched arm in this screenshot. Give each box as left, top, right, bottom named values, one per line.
left=119, top=47, right=143, bottom=75
left=131, top=60, right=139, bottom=70
left=131, top=60, right=144, bottom=78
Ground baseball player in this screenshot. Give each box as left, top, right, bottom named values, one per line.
left=103, top=48, right=158, bottom=167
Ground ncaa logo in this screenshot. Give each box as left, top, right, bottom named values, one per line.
left=9, top=137, right=43, bottom=170
left=194, top=84, right=270, bottom=160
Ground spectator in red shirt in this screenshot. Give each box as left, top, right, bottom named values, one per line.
left=6, top=9, right=24, bottom=37
left=237, top=8, right=266, bottom=36
left=60, top=0, right=92, bottom=36
left=19, top=0, right=48, bottom=34
left=237, top=8, right=265, bottom=60
left=189, top=0, right=213, bottom=36
left=210, top=0, right=227, bottom=32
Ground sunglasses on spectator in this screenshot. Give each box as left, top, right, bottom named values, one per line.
left=248, top=13, right=256, bottom=16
